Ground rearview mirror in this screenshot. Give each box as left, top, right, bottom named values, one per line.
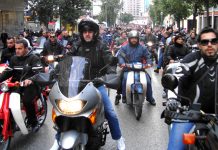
left=161, top=74, right=178, bottom=91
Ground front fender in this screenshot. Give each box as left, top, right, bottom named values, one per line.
left=60, top=130, right=88, bottom=149
left=9, top=93, right=28, bottom=134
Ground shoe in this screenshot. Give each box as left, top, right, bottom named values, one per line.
left=50, top=139, right=59, bottom=150
left=122, top=96, right=126, bottom=103
left=154, top=68, right=159, bottom=73
left=162, top=91, right=167, bottom=98
left=115, top=94, right=121, bottom=105
left=117, top=136, right=125, bottom=150
left=148, top=98, right=156, bottom=106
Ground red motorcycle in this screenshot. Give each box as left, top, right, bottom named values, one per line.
left=0, top=65, right=51, bottom=150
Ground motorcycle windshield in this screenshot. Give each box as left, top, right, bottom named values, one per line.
left=56, top=56, right=91, bottom=97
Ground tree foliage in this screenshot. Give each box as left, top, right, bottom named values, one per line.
left=120, top=13, right=134, bottom=24
left=98, top=0, right=122, bottom=27
left=28, top=0, right=91, bottom=26
left=149, top=0, right=218, bottom=28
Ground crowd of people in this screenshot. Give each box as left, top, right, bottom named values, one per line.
left=0, top=19, right=217, bottom=150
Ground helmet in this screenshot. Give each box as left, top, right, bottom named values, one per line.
left=78, top=19, right=99, bottom=42
left=128, top=30, right=139, bottom=39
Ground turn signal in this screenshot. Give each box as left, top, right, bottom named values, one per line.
left=89, top=108, right=97, bottom=125
left=52, top=108, right=57, bottom=123
left=183, top=133, right=196, bottom=145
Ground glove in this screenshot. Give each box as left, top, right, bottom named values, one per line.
left=110, top=57, right=118, bottom=66
left=93, top=78, right=104, bottom=87
left=166, top=99, right=181, bottom=111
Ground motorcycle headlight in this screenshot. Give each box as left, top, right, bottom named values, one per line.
left=133, top=63, right=143, bottom=69
left=0, top=83, right=9, bottom=92
left=56, top=99, right=87, bottom=115
left=47, top=55, right=55, bottom=62
left=147, top=42, right=153, bottom=47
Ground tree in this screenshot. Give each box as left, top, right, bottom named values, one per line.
left=149, top=0, right=163, bottom=26
left=59, top=0, right=91, bottom=25
left=98, top=0, right=122, bottom=27
left=120, top=13, right=134, bottom=24
left=28, top=0, right=91, bottom=27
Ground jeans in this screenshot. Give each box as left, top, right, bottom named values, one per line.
left=122, top=72, right=154, bottom=101
left=168, top=122, right=194, bottom=150
left=157, top=48, right=163, bottom=69
left=55, top=86, right=122, bottom=141
left=98, top=86, right=122, bottom=140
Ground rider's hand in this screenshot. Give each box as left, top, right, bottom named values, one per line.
left=169, top=60, right=175, bottom=63
left=22, top=79, right=33, bottom=87
left=166, top=99, right=181, bottom=111
left=120, top=64, right=126, bottom=68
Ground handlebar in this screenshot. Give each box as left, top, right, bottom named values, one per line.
left=120, top=63, right=151, bottom=70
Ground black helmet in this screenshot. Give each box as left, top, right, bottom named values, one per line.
left=78, top=19, right=99, bottom=42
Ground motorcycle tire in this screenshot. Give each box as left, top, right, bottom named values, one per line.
left=133, top=94, right=143, bottom=120
left=0, top=126, right=11, bottom=150
left=36, top=94, right=47, bottom=127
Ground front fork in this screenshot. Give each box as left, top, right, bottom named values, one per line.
left=1, top=93, right=12, bottom=141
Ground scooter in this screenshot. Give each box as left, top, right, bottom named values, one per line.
left=0, top=66, right=51, bottom=150
left=124, top=62, right=149, bottom=120
left=49, top=56, right=119, bottom=150
left=161, top=74, right=218, bottom=150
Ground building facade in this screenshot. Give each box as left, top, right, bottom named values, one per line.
left=0, top=0, right=24, bottom=36
left=122, top=0, right=146, bottom=19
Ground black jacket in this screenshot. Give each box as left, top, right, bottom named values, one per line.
left=0, top=47, right=16, bottom=63
left=0, top=51, right=42, bottom=82
left=175, top=51, right=218, bottom=113
left=167, top=43, right=190, bottom=60
left=74, top=40, right=114, bottom=79
left=41, top=40, right=64, bottom=56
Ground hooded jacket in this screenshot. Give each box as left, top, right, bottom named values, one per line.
left=0, top=50, right=42, bottom=82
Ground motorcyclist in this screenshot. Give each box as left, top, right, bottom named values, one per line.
left=186, top=30, right=197, bottom=48
left=118, top=30, right=156, bottom=105
left=40, top=32, right=64, bottom=56
left=50, top=19, right=125, bottom=150
left=166, top=27, right=218, bottom=150
left=0, top=37, right=16, bottom=63
left=141, top=27, right=158, bottom=64
left=0, top=39, right=43, bottom=132
left=167, top=34, right=190, bottom=63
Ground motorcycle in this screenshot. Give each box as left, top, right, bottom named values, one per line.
left=190, top=44, right=199, bottom=53
left=117, top=62, right=149, bottom=120
left=161, top=74, right=218, bottom=150
left=49, top=56, right=120, bottom=150
left=0, top=66, right=51, bottom=150
left=146, top=41, right=158, bottom=64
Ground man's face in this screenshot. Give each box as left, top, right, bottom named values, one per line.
left=146, top=28, right=151, bottom=34
left=83, top=31, right=94, bottom=42
left=15, top=43, right=28, bottom=57
left=7, top=39, right=15, bottom=48
left=198, top=32, right=218, bottom=57
left=121, top=33, right=127, bottom=39
left=176, top=37, right=184, bottom=45
left=129, top=37, right=138, bottom=45
left=49, top=35, right=56, bottom=43
left=191, top=33, right=195, bottom=38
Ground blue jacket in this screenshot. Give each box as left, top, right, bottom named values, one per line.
left=118, top=43, right=152, bottom=65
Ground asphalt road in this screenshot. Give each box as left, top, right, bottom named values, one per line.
left=8, top=67, right=169, bottom=150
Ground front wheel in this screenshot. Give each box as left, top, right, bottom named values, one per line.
left=133, top=94, right=143, bottom=120
left=0, top=134, right=11, bottom=150
left=35, top=94, right=47, bottom=127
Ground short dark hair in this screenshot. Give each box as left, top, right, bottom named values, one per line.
left=197, top=27, right=218, bottom=42
left=15, top=39, right=28, bottom=48
left=7, top=37, right=15, bottom=41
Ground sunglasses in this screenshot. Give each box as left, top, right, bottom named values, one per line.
left=50, top=36, right=55, bottom=38
left=200, top=38, right=218, bottom=46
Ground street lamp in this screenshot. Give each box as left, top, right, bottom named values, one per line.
left=160, top=12, right=163, bottom=26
